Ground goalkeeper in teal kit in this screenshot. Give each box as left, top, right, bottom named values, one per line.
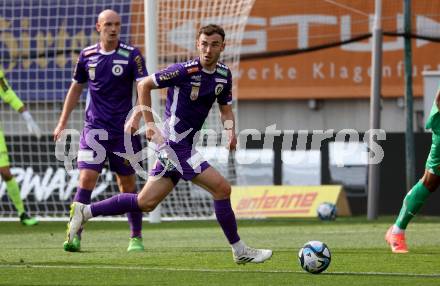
left=386, top=82, right=440, bottom=253
left=0, top=69, right=41, bottom=225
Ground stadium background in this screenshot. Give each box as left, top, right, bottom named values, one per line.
left=0, top=0, right=440, bottom=218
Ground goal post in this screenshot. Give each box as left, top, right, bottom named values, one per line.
left=144, top=0, right=256, bottom=222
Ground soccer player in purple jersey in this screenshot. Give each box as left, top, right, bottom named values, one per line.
left=54, top=10, right=147, bottom=252
left=64, top=24, right=272, bottom=264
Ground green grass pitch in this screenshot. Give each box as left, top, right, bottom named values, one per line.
left=1, top=217, right=440, bottom=285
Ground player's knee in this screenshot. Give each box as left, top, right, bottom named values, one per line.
left=421, top=172, right=440, bottom=192
left=139, top=201, right=158, bottom=212
left=137, top=195, right=159, bottom=212
left=217, top=180, right=231, bottom=198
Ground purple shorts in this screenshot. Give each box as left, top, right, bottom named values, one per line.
left=150, top=142, right=210, bottom=185
left=77, top=128, right=142, bottom=176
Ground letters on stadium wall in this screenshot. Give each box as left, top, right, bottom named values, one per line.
left=1, top=1, right=439, bottom=101
left=0, top=1, right=132, bottom=101
left=0, top=166, right=116, bottom=202
left=238, top=1, right=440, bottom=99
left=230, top=185, right=351, bottom=218
left=129, top=1, right=439, bottom=100
left=0, top=135, right=124, bottom=205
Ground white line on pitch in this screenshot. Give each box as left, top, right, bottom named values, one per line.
left=0, top=264, right=440, bottom=278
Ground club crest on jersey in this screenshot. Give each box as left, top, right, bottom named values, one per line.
left=88, top=67, right=96, bottom=80
left=190, top=86, right=200, bottom=101
left=112, top=64, right=124, bottom=76
left=215, top=84, right=224, bottom=95
left=215, top=78, right=227, bottom=83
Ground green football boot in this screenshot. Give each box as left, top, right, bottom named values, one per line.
left=63, top=234, right=81, bottom=252
left=19, top=212, right=38, bottom=226
left=127, top=237, right=144, bottom=252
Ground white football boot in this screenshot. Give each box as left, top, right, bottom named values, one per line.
left=65, top=202, right=89, bottom=245
left=233, top=246, right=273, bottom=264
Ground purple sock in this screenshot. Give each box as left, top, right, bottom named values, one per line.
left=214, top=199, right=240, bottom=244
left=90, top=193, right=141, bottom=217
left=74, top=188, right=92, bottom=204
left=127, top=211, right=143, bottom=238
left=126, top=190, right=143, bottom=238
left=73, top=188, right=92, bottom=238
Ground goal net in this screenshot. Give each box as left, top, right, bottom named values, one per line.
left=0, top=0, right=254, bottom=220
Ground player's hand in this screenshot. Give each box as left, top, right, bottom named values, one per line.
left=227, top=130, right=237, bottom=151
left=146, top=123, right=165, bottom=146
left=124, top=114, right=140, bottom=134
left=22, top=111, right=42, bottom=139
left=53, top=122, right=66, bottom=142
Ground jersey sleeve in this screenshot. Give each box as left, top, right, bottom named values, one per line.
left=72, top=52, right=87, bottom=83
left=217, top=69, right=233, bottom=105
left=131, top=48, right=148, bottom=81
left=0, top=70, right=24, bottom=112
left=152, top=63, right=186, bottom=88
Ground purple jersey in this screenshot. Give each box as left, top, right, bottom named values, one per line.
left=73, top=41, right=148, bottom=136
left=153, top=58, right=233, bottom=146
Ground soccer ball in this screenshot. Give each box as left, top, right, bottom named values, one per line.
left=317, top=202, right=337, bottom=221
left=298, top=241, right=331, bottom=274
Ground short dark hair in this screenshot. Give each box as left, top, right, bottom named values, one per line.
left=197, top=24, right=225, bottom=41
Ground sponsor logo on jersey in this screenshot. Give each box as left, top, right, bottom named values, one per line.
left=113, top=60, right=129, bottom=64
left=89, top=56, right=99, bottom=62
left=187, top=67, right=199, bottom=74
left=117, top=49, right=130, bottom=58
left=159, top=70, right=180, bottom=81
left=119, top=43, right=134, bottom=51
left=112, top=64, right=124, bottom=76
left=134, top=55, right=144, bottom=76
left=190, top=82, right=201, bottom=86
left=191, top=75, right=201, bottom=81
left=216, top=62, right=228, bottom=69
left=215, top=84, right=224, bottom=95
left=190, top=86, right=200, bottom=101
left=216, top=68, right=227, bottom=77
left=183, top=60, right=198, bottom=67
left=215, top=78, right=227, bottom=83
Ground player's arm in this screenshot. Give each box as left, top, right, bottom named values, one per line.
left=219, top=104, right=237, bottom=151
left=54, top=51, right=87, bottom=141
left=125, top=48, right=149, bottom=134
left=53, top=81, right=84, bottom=141
left=137, top=75, right=163, bottom=145
left=0, top=70, right=24, bottom=112
left=124, top=96, right=142, bottom=134
left=0, top=70, right=41, bottom=139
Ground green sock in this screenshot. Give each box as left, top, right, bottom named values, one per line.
left=5, top=178, right=25, bottom=215
left=395, top=180, right=431, bottom=229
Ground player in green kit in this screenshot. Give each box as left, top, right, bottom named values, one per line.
left=385, top=83, right=440, bottom=253
left=0, top=69, right=41, bottom=226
